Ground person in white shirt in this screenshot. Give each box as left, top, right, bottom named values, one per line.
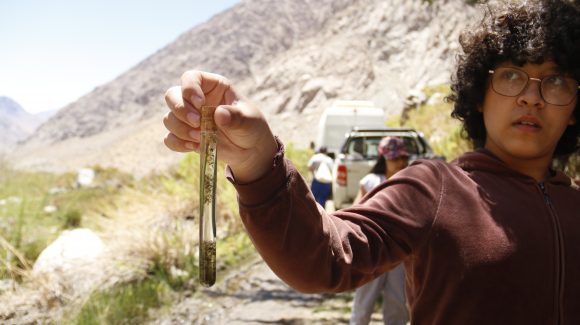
left=351, top=137, right=410, bottom=325
left=307, top=146, right=334, bottom=208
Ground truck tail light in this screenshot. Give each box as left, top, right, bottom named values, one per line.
left=336, top=164, right=347, bottom=186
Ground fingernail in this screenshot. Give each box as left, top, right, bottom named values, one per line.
left=185, top=142, right=194, bottom=150
left=187, top=112, right=200, bottom=126
left=191, top=95, right=203, bottom=108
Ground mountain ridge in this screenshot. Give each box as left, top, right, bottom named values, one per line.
left=10, top=0, right=477, bottom=175
left=0, top=96, right=54, bottom=153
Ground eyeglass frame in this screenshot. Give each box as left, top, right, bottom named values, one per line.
left=488, top=67, right=580, bottom=106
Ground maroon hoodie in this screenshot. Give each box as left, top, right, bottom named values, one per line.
left=229, top=146, right=580, bottom=324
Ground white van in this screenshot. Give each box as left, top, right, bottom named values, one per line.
left=315, top=100, right=385, bottom=155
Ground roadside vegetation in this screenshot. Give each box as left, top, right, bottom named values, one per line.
left=0, top=162, right=129, bottom=281
left=0, top=145, right=312, bottom=324
left=386, top=84, right=472, bottom=161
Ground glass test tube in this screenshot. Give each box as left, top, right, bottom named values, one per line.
left=199, top=105, right=217, bottom=287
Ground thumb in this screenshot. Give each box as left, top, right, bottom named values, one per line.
left=214, top=100, right=278, bottom=183
left=214, top=102, right=238, bottom=130
left=214, top=100, right=273, bottom=150
left=215, top=100, right=263, bottom=131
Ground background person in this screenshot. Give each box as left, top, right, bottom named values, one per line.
left=307, top=146, right=334, bottom=208
left=351, top=136, right=410, bottom=325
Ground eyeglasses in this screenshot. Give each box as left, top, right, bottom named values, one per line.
left=488, top=67, right=580, bottom=106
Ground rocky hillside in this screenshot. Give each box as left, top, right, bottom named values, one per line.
left=10, top=0, right=478, bottom=176
left=0, top=97, right=52, bottom=154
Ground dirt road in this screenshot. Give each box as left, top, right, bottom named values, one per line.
left=150, top=256, right=386, bottom=325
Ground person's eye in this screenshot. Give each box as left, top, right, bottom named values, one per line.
left=501, top=70, right=522, bottom=81
left=545, top=75, right=566, bottom=87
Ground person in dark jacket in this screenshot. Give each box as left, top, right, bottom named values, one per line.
left=162, top=0, right=580, bottom=323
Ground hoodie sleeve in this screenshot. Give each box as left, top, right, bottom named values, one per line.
left=230, top=153, right=444, bottom=293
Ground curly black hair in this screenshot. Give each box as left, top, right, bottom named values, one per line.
left=448, top=0, right=580, bottom=157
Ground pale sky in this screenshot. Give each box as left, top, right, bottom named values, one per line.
left=0, top=0, right=241, bottom=114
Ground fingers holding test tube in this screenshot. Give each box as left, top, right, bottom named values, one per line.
left=164, top=70, right=278, bottom=184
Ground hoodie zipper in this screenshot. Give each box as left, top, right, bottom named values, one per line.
left=539, top=182, right=565, bottom=325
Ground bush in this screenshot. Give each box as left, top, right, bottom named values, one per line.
left=62, top=209, right=82, bottom=229
left=71, top=279, right=172, bottom=325
left=284, top=142, right=313, bottom=177
left=394, top=85, right=472, bottom=161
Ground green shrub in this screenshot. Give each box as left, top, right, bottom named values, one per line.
left=71, top=279, right=172, bottom=325
left=396, top=85, right=472, bottom=161
left=62, top=209, right=82, bottom=229
left=285, top=142, right=313, bottom=177
left=217, top=232, right=254, bottom=270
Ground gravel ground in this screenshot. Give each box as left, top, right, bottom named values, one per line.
left=149, top=256, right=387, bottom=325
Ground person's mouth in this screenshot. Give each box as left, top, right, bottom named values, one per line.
left=513, top=116, right=542, bottom=132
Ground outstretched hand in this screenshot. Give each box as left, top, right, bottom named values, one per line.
left=163, top=70, right=278, bottom=183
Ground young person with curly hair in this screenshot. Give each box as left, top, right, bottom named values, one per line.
left=162, top=0, right=579, bottom=323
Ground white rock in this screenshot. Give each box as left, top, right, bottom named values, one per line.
left=43, top=205, right=58, bottom=213
left=32, top=228, right=106, bottom=298
left=33, top=228, right=104, bottom=274
left=0, top=279, right=15, bottom=292
left=170, top=266, right=189, bottom=278
left=48, top=187, right=67, bottom=194
left=76, top=168, right=95, bottom=187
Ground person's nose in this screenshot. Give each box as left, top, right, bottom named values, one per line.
left=516, top=78, right=545, bottom=108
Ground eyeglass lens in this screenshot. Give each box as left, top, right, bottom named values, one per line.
left=491, top=68, right=579, bottom=105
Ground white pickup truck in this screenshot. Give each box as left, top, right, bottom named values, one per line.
left=331, top=127, right=443, bottom=209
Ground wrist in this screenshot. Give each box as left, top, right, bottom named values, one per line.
left=229, top=136, right=281, bottom=184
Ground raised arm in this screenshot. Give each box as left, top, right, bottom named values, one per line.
left=163, top=71, right=441, bottom=294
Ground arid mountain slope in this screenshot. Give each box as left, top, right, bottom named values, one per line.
left=11, top=0, right=477, bottom=176
left=0, top=96, right=52, bottom=154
